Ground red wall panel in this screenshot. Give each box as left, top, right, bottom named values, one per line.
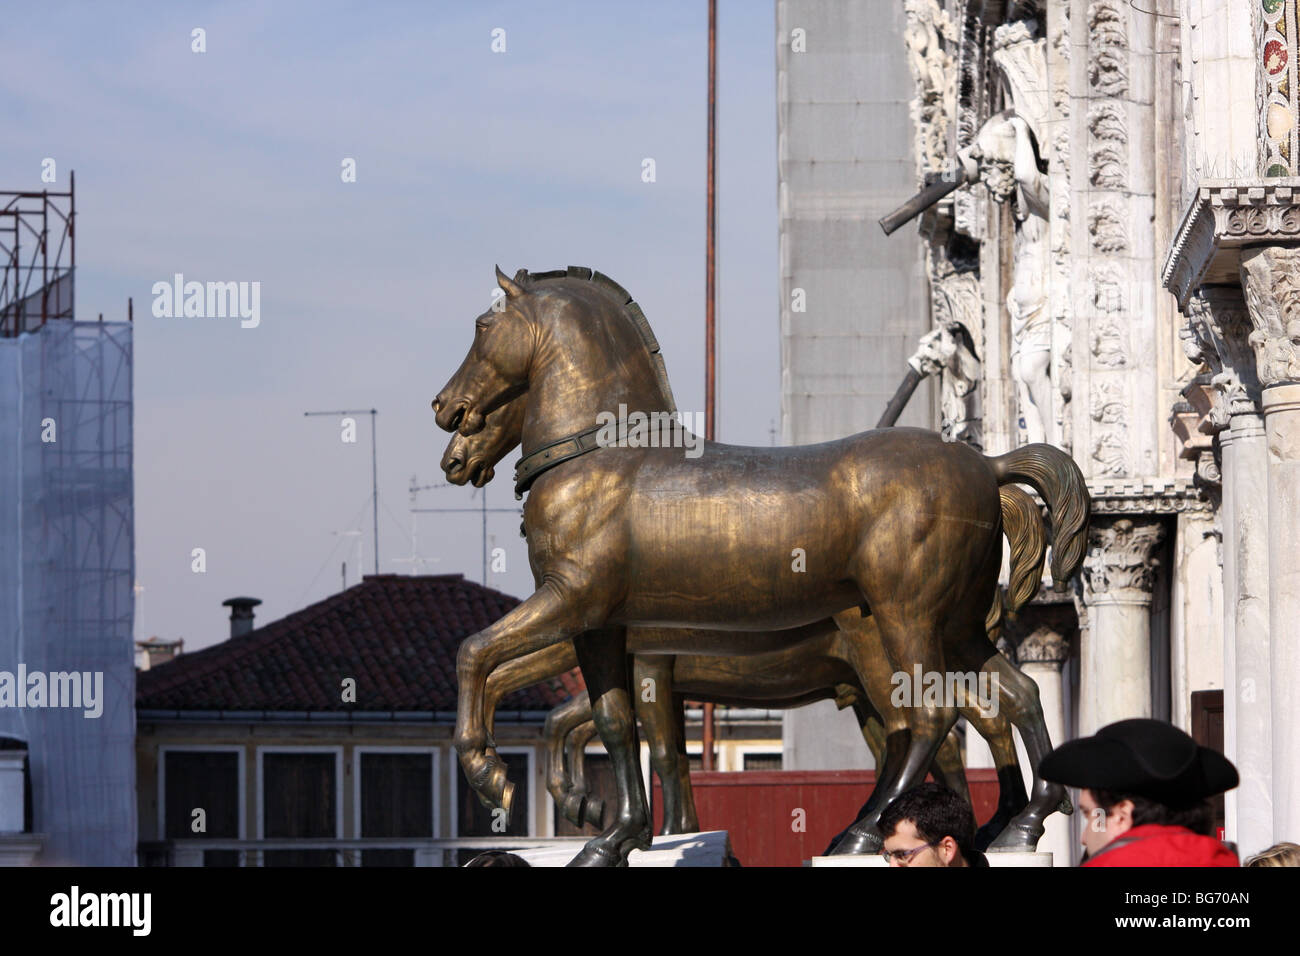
left=652, top=769, right=1002, bottom=867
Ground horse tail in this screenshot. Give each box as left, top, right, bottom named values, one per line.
left=999, top=484, right=1048, bottom=617
left=987, top=444, right=1090, bottom=589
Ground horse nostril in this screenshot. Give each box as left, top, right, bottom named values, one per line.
left=450, top=406, right=465, bottom=431
left=432, top=398, right=442, bottom=413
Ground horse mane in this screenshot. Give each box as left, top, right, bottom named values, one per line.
left=510, top=266, right=677, bottom=413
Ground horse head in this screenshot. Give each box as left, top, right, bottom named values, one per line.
left=433, top=266, right=675, bottom=448
left=433, top=266, right=534, bottom=437
left=441, top=390, right=526, bottom=487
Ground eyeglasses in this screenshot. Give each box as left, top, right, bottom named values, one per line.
left=881, top=840, right=941, bottom=864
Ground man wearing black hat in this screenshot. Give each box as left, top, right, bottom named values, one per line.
left=1040, top=718, right=1239, bottom=867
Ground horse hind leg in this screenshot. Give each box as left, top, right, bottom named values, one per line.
left=931, top=724, right=972, bottom=806
left=962, top=648, right=1070, bottom=851
left=827, top=611, right=958, bottom=855
left=634, top=656, right=694, bottom=836
left=961, top=706, right=1030, bottom=851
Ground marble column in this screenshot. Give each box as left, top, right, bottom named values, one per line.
left=1016, top=626, right=1072, bottom=866
left=1078, top=518, right=1166, bottom=737
left=1219, top=410, right=1273, bottom=855
left=1186, top=285, right=1272, bottom=853
left=1240, top=244, right=1300, bottom=842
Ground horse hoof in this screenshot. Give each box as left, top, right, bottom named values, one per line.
left=987, top=821, right=1042, bottom=852
left=1058, top=794, right=1074, bottom=816
left=566, top=843, right=624, bottom=867
left=584, top=797, right=605, bottom=828
left=559, top=792, right=586, bottom=828
left=828, top=827, right=882, bottom=856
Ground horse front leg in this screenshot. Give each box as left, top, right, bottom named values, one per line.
left=544, top=693, right=592, bottom=827
left=454, top=586, right=592, bottom=816
left=567, top=626, right=652, bottom=867
left=564, top=719, right=604, bottom=827
left=483, top=639, right=579, bottom=803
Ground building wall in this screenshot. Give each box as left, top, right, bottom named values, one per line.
left=137, top=720, right=550, bottom=844
left=137, top=718, right=786, bottom=851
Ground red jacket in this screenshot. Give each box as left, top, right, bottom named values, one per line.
left=1083, top=824, right=1239, bottom=867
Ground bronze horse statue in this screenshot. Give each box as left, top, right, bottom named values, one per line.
left=445, top=387, right=1059, bottom=849
left=433, top=266, right=1088, bottom=865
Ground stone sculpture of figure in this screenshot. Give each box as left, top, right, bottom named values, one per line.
left=908, top=269, right=984, bottom=449
left=963, top=112, right=1053, bottom=446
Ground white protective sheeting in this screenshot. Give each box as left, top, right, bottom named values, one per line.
left=0, top=320, right=136, bottom=864
left=776, top=0, right=935, bottom=770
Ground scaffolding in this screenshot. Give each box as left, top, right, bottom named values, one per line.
left=0, top=172, right=75, bottom=337
left=0, top=170, right=136, bottom=864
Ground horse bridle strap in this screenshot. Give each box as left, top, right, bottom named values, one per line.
left=513, top=425, right=607, bottom=498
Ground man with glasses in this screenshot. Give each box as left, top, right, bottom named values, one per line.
left=878, top=782, right=988, bottom=867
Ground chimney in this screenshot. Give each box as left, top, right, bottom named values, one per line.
left=222, top=597, right=262, bottom=639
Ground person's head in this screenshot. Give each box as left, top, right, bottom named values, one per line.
left=1040, top=718, right=1237, bottom=859
left=1245, top=842, right=1300, bottom=868
left=878, top=782, right=977, bottom=868
left=1076, top=788, right=1215, bottom=858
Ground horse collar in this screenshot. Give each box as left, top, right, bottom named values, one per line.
left=513, top=425, right=606, bottom=498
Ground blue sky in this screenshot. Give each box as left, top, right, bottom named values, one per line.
left=0, top=1, right=779, bottom=648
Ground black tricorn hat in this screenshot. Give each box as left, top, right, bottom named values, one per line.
left=1040, top=718, right=1238, bottom=805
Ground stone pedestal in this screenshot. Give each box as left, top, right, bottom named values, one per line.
left=1219, top=411, right=1273, bottom=856
left=1262, top=383, right=1300, bottom=841
left=810, top=850, right=1054, bottom=867
left=1079, top=519, right=1166, bottom=737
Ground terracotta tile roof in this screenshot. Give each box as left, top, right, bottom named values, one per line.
left=136, top=575, right=583, bottom=713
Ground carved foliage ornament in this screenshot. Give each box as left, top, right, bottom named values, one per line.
left=1088, top=201, right=1129, bottom=253
left=1082, top=518, right=1166, bottom=601
left=1240, top=245, right=1300, bottom=386
left=1087, top=1, right=1129, bottom=98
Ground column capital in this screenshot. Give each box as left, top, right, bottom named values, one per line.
left=1081, top=517, right=1166, bottom=606
left=1016, top=626, right=1071, bottom=669
left=1188, top=285, right=1264, bottom=419
left=1240, top=245, right=1300, bottom=387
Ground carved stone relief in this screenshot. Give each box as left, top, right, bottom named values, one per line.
left=1087, top=0, right=1129, bottom=98
left=1088, top=201, right=1129, bottom=253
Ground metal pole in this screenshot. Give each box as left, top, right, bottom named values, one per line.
left=482, top=485, right=488, bottom=585
left=304, top=408, right=381, bottom=577
left=702, top=0, right=718, bottom=773
left=370, top=409, right=379, bottom=575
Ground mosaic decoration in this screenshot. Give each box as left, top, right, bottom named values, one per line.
left=1260, top=0, right=1300, bottom=176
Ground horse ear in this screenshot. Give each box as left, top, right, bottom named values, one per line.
left=495, top=265, right=525, bottom=299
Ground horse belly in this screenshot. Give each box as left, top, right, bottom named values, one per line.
left=618, top=490, right=861, bottom=627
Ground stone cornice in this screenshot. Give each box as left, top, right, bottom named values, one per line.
left=1085, top=476, right=1212, bottom=514
left=1163, top=178, right=1300, bottom=311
